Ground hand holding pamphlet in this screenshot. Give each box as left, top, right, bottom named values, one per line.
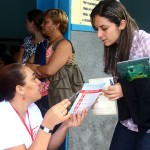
left=89, top=77, right=117, bottom=115
left=69, top=77, right=117, bottom=115
left=69, top=82, right=106, bottom=114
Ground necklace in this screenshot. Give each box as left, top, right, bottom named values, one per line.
left=11, top=105, right=34, bottom=141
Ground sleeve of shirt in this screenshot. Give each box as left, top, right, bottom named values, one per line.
left=139, top=31, right=150, bottom=57
left=119, top=78, right=150, bottom=132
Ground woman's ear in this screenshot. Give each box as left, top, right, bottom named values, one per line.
left=119, top=20, right=126, bottom=30
left=16, top=85, right=24, bottom=95
left=56, top=23, right=60, bottom=29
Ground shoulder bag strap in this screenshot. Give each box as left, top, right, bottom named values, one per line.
left=52, top=39, right=75, bottom=53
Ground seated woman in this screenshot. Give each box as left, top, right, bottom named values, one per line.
left=0, top=63, right=87, bottom=150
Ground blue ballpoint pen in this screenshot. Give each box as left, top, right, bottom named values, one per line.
left=109, top=79, right=114, bottom=85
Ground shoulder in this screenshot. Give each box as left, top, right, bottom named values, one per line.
left=132, top=30, right=150, bottom=47
left=54, top=39, right=72, bottom=51
left=24, top=35, right=33, bottom=42
left=130, top=30, right=150, bottom=58
left=28, top=103, right=42, bottom=114
left=28, top=103, right=43, bottom=120
left=0, top=100, right=11, bottom=114
left=0, top=101, right=29, bottom=149
left=134, top=30, right=150, bottom=42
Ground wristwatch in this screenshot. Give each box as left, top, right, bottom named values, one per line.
left=40, top=125, right=53, bottom=134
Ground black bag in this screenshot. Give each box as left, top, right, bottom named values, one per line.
left=48, top=39, right=84, bottom=108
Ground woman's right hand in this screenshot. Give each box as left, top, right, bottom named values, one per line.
left=102, top=83, right=123, bottom=100
left=42, top=99, right=71, bottom=130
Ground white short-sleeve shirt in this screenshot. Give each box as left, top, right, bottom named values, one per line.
left=0, top=100, right=43, bottom=149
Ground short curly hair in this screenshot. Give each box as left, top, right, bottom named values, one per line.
left=45, top=9, right=68, bottom=33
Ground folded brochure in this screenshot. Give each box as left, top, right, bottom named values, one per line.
left=69, top=82, right=106, bottom=114
left=89, top=77, right=117, bottom=115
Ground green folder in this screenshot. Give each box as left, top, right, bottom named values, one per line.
left=117, top=57, right=150, bottom=81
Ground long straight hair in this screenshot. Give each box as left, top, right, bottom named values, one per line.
left=91, top=0, right=138, bottom=76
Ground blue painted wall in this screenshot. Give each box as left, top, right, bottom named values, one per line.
left=37, top=0, right=71, bottom=39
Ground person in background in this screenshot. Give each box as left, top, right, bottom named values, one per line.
left=0, top=44, right=7, bottom=68
left=0, top=63, right=87, bottom=150
left=17, top=9, right=49, bottom=117
left=0, top=43, right=14, bottom=68
left=17, top=9, right=45, bottom=64
left=10, top=45, right=20, bottom=63
left=91, top=0, right=150, bottom=150
left=28, top=9, right=84, bottom=115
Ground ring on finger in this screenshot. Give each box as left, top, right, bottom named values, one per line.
left=61, top=111, right=65, bottom=116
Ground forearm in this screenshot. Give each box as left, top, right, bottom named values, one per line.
left=36, top=65, right=58, bottom=78
left=25, top=54, right=35, bottom=64
left=25, top=63, right=37, bottom=72
left=29, top=119, right=55, bottom=150
left=17, top=47, right=24, bottom=63
left=28, top=129, right=51, bottom=150
left=48, top=123, right=69, bottom=150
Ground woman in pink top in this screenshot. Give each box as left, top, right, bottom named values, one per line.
left=28, top=9, right=84, bottom=115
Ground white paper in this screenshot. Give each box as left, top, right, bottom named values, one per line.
left=69, top=82, right=106, bottom=114
left=89, top=77, right=117, bottom=115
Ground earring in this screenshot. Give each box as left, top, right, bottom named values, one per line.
left=21, top=95, right=25, bottom=100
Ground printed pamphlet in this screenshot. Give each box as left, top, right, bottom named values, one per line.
left=89, top=77, right=117, bottom=115
left=69, top=82, right=106, bottom=114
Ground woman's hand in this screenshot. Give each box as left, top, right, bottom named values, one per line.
left=24, top=63, right=42, bottom=78
left=42, top=99, right=71, bottom=130
left=102, top=83, right=123, bottom=100
left=25, top=63, right=39, bottom=72
left=62, top=109, right=88, bottom=128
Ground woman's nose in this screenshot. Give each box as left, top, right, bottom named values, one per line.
left=97, top=29, right=103, bottom=39
left=41, top=22, right=44, bottom=27
left=36, top=78, right=41, bottom=85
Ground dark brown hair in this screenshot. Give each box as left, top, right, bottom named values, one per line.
left=27, top=9, right=44, bottom=32
left=0, top=63, right=26, bottom=101
left=91, top=0, right=138, bottom=76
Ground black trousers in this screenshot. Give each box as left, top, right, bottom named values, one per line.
left=110, top=122, right=150, bottom=150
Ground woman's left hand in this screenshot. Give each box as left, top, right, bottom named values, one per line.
left=63, top=109, right=88, bottom=128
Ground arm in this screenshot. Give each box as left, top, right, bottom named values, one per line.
left=36, top=40, right=72, bottom=78
left=26, top=54, right=35, bottom=64
left=102, top=83, right=123, bottom=100
left=24, top=54, right=38, bottom=72
left=17, top=47, right=24, bottom=63
left=6, top=99, right=71, bottom=150
left=48, top=109, right=88, bottom=150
